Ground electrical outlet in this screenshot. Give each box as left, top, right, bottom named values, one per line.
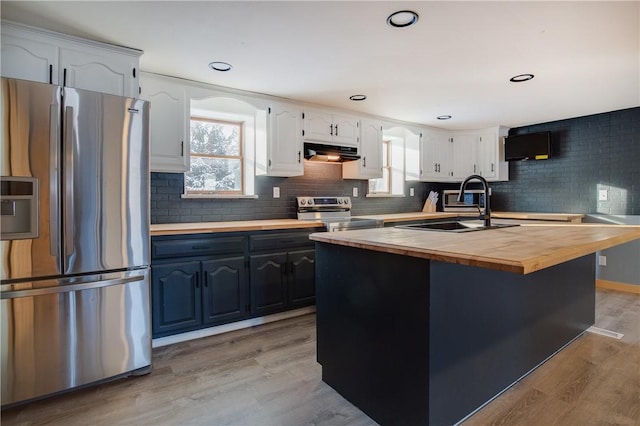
left=410, top=188, right=415, bottom=196
left=598, top=189, right=608, bottom=201
left=598, top=255, right=607, bottom=266
left=273, top=187, right=280, bottom=198
left=352, top=187, right=358, bottom=197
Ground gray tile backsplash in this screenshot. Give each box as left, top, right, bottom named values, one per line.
left=151, top=107, right=639, bottom=223
left=438, top=107, right=639, bottom=215
left=151, top=162, right=434, bottom=223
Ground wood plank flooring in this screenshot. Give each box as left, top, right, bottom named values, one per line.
left=2, top=289, right=638, bottom=426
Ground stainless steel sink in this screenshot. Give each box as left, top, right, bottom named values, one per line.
left=396, top=221, right=519, bottom=233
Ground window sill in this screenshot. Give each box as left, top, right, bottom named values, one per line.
left=181, top=194, right=259, bottom=199
left=365, top=193, right=406, bottom=198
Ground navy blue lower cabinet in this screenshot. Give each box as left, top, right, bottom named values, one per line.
left=151, top=229, right=319, bottom=338
left=202, top=257, right=247, bottom=326
left=151, top=261, right=202, bottom=336
left=250, top=253, right=288, bottom=316
left=288, top=249, right=316, bottom=307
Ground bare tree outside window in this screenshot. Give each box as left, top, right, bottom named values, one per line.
left=185, top=117, right=243, bottom=194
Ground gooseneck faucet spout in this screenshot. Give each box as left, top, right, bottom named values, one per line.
left=457, top=174, right=491, bottom=227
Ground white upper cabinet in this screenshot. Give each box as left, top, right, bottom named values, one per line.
left=343, top=119, right=383, bottom=179
left=1, top=21, right=141, bottom=98
left=451, top=133, right=478, bottom=179
left=303, top=109, right=359, bottom=146
left=263, top=102, right=304, bottom=177
left=420, top=128, right=452, bottom=181
left=1, top=32, right=58, bottom=84
left=140, top=73, right=189, bottom=173
left=59, top=47, right=139, bottom=98
left=476, top=126, right=509, bottom=181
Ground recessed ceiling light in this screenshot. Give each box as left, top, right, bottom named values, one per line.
left=386, top=10, right=419, bottom=28
left=209, top=61, right=233, bottom=72
left=437, top=115, right=452, bottom=120
left=349, top=94, right=367, bottom=101
left=510, top=74, right=534, bottom=82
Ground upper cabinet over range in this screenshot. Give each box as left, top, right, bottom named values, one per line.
left=1, top=21, right=142, bottom=98
left=303, top=109, right=360, bottom=147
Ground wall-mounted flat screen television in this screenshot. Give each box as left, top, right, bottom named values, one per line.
left=504, top=131, right=552, bottom=161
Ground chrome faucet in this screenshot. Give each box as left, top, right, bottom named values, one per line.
left=457, top=174, right=491, bottom=227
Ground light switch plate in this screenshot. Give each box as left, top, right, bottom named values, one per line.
left=273, top=187, right=280, bottom=198
left=598, top=189, right=608, bottom=201
left=598, top=255, right=607, bottom=266
left=410, top=188, right=415, bottom=196
left=353, top=187, right=358, bottom=197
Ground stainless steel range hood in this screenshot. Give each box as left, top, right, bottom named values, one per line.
left=303, top=142, right=360, bottom=162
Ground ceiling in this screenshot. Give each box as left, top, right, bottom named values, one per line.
left=2, top=1, right=639, bottom=130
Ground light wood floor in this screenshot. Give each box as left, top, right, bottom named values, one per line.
left=2, top=289, right=638, bottom=426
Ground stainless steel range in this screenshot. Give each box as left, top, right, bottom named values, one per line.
left=296, top=196, right=383, bottom=231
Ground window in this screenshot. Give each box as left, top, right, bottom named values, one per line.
left=368, top=136, right=405, bottom=196
left=185, top=117, right=243, bottom=194
left=369, top=140, right=391, bottom=194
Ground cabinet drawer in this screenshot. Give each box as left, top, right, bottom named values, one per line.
left=250, top=232, right=314, bottom=251
left=152, top=236, right=245, bottom=259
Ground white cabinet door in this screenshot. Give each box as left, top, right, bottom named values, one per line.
left=1, top=33, right=58, bottom=84
left=303, top=110, right=359, bottom=146
left=452, top=134, right=477, bottom=179
left=343, top=119, right=382, bottom=179
left=60, top=47, right=138, bottom=97
left=420, top=129, right=452, bottom=181
left=140, top=73, right=189, bottom=173
left=332, top=114, right=359, bottom=146
left=266, top=103, right=304, bottom=176
left=476, top=127, right=509, bottom=181
left=478, top=131, right=497, bottom=180
left=303, top=110, right=333, bottom=143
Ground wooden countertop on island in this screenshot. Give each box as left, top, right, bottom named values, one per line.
left=309, top=225, right=640, bottom=274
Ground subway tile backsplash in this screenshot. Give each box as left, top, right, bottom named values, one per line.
left=151, top=162, right=434, bottom=223
left=151, top=107, right=639, bottom=223
left=489, top=107, right=638, bottom=215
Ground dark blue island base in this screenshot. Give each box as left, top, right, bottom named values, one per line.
left=315, top=242, right=595, bottom=426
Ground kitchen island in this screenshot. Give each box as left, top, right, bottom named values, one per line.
left=310, top=225, right=640, bottom=426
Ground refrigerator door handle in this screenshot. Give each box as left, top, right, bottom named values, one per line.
left=49, top=102, right=60, bottom=259
left=1, top=274, right=145, bottom=299
left=63, top=106, right=74, bottom=259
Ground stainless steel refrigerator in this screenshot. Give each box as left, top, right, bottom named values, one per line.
left=0, top=77, right=151, bottom=407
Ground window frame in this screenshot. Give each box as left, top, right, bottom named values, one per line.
left=368, top=139, right=391, bottom=195
left=185, top=116, right=244, bottom=195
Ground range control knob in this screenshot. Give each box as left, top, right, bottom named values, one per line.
left=300, top=199, right=306, bottom=205
left=308, top=199, right=314, bottom=205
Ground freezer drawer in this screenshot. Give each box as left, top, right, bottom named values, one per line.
left=0, top=269, right=151, bottom=407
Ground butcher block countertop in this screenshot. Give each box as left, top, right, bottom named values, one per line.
left=150, top=219, right=324, bottom=236
left=355, top=211, right=584, bottom=223
left=149, top=212, right=584, bottom=236
left=309, top=225, right=640, bottom=274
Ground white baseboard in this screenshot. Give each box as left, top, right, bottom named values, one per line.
left=152, top=306, right=316, bottom=348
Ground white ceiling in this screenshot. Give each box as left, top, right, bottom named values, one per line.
left=2, top=1, right=639, bottom=130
